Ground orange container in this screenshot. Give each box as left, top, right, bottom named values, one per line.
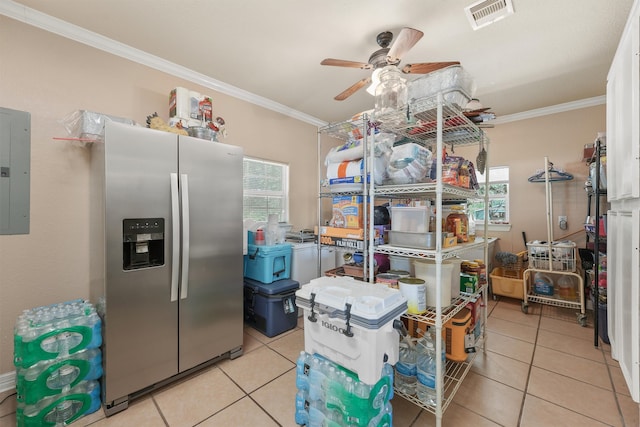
left=444, top=308, right=472, bottom=362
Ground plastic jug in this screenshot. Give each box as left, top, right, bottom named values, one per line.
left=557, top=275, right=578, bottom=301
left=533, top=272, right=555, bottom=297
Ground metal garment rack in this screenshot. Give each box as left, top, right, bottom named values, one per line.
left=522, top=157, right=586, bottom=325
left=592, top=137, right=607, bottom=347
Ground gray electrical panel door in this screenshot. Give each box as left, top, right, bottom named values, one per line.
left=0, top=107, right=30, bottom=235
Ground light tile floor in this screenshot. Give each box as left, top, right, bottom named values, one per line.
left=1, top=297, right=638, bottom=426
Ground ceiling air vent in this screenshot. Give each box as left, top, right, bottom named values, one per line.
left=464, top=0, right=515, bottom=30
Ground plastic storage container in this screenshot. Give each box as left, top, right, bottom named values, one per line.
left=295, top=276, right=408, bottom=385
left=244, top=243, right=292, bottom=284
left=243, top=278, right=299, bottom=337
left=489, top=267, right=525, bottom=300
left=390, top=206, right=429, bottom=233
left=407, top=65, right=475, bottom=108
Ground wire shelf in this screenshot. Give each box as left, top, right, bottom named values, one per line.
left=374, top=240, right=489, bottom=261
left=376, top=96, right=488, bottom=148
left=318, top=116, right=373, bottom=142
left=373, top=183, right=479, bottom=199
left=393, top=334, right=484, bottom=415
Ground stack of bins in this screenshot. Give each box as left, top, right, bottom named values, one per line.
left=243, top=237, right=299, bottom=337
left=295, top=276, right=408, bottom=426
left=14, top=299, right=103, bottom=426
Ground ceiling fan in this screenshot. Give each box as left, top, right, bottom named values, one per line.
left=321, top=27, right=460, bottom=101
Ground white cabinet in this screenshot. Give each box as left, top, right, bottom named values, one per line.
left=606, top=0, right=640, bottom=403
left=290, top=242, right=337, bottom=286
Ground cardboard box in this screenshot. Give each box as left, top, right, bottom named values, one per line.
left=460, top=273, right=478, bottom=293
left=313, top=225, right=384, bottom=244
left=317, top=235, right=364, bottom=250
left=443, top=235, right=458, bottom=248
left=332, top=195, right=364, bottom=228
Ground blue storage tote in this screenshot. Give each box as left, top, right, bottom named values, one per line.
left=244, top=243, right=292, bottom=284
left=244, top=278, right=299, bottom=337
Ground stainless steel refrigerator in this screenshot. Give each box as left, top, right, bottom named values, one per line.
left=90, top=121, right=244, bottom=415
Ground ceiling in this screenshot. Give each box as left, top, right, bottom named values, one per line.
left=6, top=0, right=635, bottom=124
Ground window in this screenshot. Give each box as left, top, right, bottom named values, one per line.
left=243, top=157, right=289, bottom=222
left=468, top=166, right=510, bottom=225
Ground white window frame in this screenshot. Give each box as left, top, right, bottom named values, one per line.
left=243, top=157, right=290, bottom=223
left=471, top=166, right=511, bottom=231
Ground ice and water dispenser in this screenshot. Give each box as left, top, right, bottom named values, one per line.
left=122, top=218, right=165, bottom=270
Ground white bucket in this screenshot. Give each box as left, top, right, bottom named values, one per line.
left=413, top=260, right=453, bottom=308
left=390, top=255, right=413, bottom=275
left=448, top=258, right=462, bottom=299
left=398, top=278, right=427, bottom=314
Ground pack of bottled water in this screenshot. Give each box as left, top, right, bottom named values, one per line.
left=295, top=351, right=394, bottom=427
left=14, top=299, right=103, bottom=426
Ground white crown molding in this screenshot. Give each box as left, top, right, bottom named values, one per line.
left=1, top=0, right=605, bottom=129
left=490, top=95, right=606, bottom=125
left=0, top=370, right=15, bottom=394
left=0, top=0, right=327, bottom=127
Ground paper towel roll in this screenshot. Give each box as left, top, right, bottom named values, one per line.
left=326, top=159, right=364, bottom=180
left=170, top=87, right=191, bottom=120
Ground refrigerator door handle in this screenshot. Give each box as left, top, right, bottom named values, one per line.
left=180, top=173, right=190, bottom=300
left=170, top=173, right=180, bottom=302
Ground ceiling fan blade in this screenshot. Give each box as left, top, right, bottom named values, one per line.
left=334, top=77, right=371, bottom=101
left=387, top=27, right=424, bottom=63
left=401, top=61, right=461, bottom=74
left=321, top=58, right=372, bottom=69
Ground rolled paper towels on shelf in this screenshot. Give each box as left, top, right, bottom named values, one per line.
left=325, top=144, right=365, bottom=164
left=326, top=159, right=364, bottom=180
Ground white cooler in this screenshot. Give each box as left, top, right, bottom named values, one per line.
left=295, top=276, right=407, bottom=385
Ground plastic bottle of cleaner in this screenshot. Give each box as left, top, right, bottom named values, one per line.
left=415, top=331, right=437, bottom=406
left=533, top=272, right=555, bottom=297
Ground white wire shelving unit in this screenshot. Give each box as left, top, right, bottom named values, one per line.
left=369, top=93, right=490, bottom=426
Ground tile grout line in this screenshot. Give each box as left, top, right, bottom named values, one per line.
left=600, top=340, right=628, bottom=427
left=516, top=301, right=542, bottom=427
left=150, top=394, right=171, bottom=427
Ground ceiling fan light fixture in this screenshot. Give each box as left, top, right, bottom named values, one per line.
left=366, top=68, right=383, bottom=96
left=464, top=0, right=514, bottom=31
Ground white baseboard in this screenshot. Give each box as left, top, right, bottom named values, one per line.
left=0, top=371, right=16, bottom=394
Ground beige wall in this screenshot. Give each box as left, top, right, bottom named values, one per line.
left=0, top=16, right=606, bottom=378
left=457, top=105, right=605, bottom=254
left=0, top=18, right=318, bottom=374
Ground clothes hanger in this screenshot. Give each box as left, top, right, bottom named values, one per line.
left=528, top=161, right=574, bottom=182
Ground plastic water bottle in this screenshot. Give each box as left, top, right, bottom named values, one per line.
left=17, top=347, right=103, bottom=405
left=368, top=401, right=393, bottom=427
left=294, top=389, right=309, bottom=426
left=17, top=380, right=101, bottom=426
left=381, top=363, right=394, bottom=401
left=415, top=333, right=437, bottom=407
left=308, top=357, right=328, bottom=401
left=295, top=351, right=310, bottom=391
left=394, top=339, right=417, bottom=395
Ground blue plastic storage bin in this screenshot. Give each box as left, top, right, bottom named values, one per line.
left=244, top=278, right=299, bottom=337
left=244, top=243, right=292, bottom=284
